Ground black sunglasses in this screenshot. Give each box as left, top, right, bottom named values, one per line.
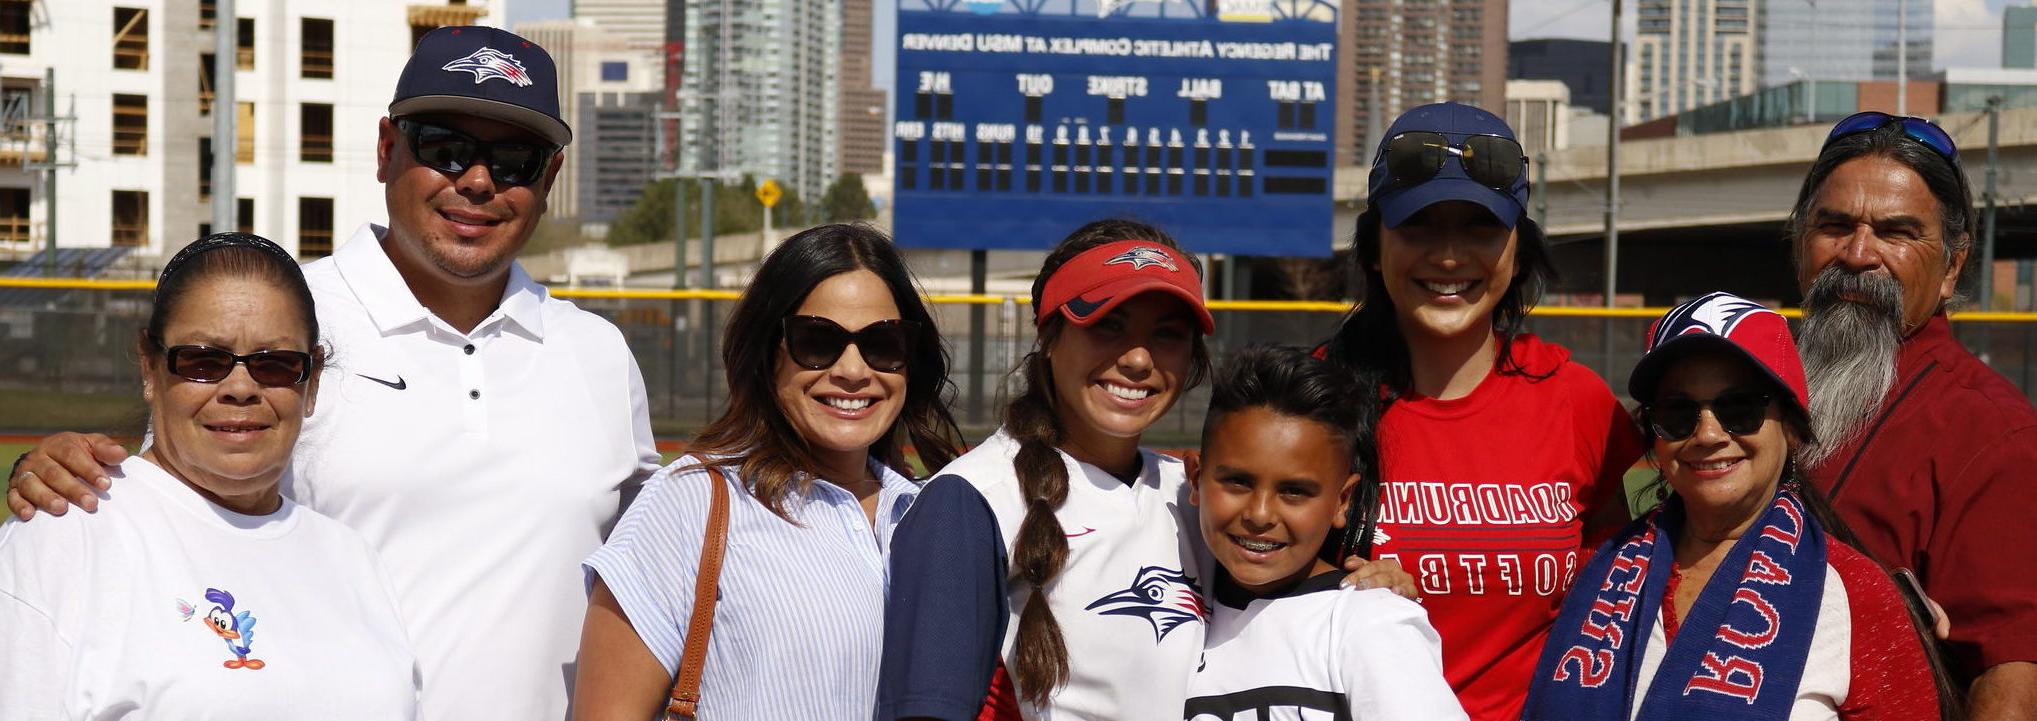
left=155, top=342, right=314, bottom=387
left=396, top=118, right=558, bottom=187
left=1825, top=111, right=1959, bottom=166
left=781, top=316, right=919, bottom=373
left=1644, top=390, right=1775, bottom=441
left=1381, top=131, right=1528, bottom=191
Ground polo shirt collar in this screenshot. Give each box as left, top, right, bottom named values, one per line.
left=333, top=223, right=548, bottom=340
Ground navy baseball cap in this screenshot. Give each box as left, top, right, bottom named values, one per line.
left=1367, top=102, right=1529, bottom=229
left=391, top=26, right=571, bottom=146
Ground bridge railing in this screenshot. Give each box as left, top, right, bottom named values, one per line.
left=3, top=279, right=2033, bottom=442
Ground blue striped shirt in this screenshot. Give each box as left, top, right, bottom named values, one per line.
left=583, top=455, right=918, bottom=720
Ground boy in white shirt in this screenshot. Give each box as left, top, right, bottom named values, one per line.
left=1183, top=346, right=1465, bottom=721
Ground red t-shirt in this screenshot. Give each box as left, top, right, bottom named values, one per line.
left=1369, top=335, right=1644, bottom=721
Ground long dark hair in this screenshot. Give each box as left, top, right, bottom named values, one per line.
left=1322, top=207, right=1556, bottom=397
left=1201, top=344, right=1381, bottom=562
left=687, top=223, right=964, bottom=519
left=1005, top=218, right=1211, bottom=705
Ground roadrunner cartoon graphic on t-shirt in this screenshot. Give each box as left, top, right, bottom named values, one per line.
left=181, top=588, right=265, bottom=669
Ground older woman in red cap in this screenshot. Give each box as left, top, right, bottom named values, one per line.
left=1523, top=292, right=1950, bottom=721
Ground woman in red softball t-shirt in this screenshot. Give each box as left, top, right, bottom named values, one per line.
left=1317, top=102, right=1645, bottom=721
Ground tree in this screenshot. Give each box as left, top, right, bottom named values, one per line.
left=819, top=174, right=876, bottom=222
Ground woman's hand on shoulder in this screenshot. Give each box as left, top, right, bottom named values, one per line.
left=1341, top=556, right=1419, bottom=601
left=7, top=433, right=128, bottom=520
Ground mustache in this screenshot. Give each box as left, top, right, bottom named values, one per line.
left=1803, top=266, right=1903, bottom=319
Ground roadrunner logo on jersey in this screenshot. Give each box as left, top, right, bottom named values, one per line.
left=442, top=47, right=534, bottom=87
left=1653, top=291, right=1774, bottom=347
left=1085, top=566, right=1208, bottom=642
left=1104, top=246, right=1180, bottom=272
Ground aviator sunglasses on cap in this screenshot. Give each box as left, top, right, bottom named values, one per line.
left=1380, top=131, right=1528, bottom=191
left=781, top=316, right=919, bottom=373
left=1824, top=111, right=1959, bottom=165
left=1643, top=389, right=1775, bottom=441
left=396, top=118, right=559, bottom=187
left=149, top=336, right=313, bottom=387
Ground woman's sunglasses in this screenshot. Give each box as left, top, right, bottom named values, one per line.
left=158, top=344, right=314, bottom=387
left=1644, top=390, right=1775, bottom=441
left=1824, top=111, right=1959, bottom=166
left=396, top=118, right=559, bottom=187
left=781, top=316, right=919, bottom=373
left=1381, top=131, right=1528, bottom=191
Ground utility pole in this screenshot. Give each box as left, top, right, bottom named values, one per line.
left=1896, top=0, right=1907, bottom=115
left=212, top=0, right=237, bottom=235
left=1982, top=95, right=2001, bottom=310
left=1533, top=152, right=1547, bottom=229
left=40, top=68, right=56, bottom=273
left=1605, top=0, right=1621, bottom=309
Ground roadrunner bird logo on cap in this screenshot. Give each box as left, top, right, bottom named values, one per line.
left=442, top=47, right=534, bottom=87
left=1104, top=246, right=1180, bottom=272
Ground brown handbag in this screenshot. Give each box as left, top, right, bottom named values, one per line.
left=665, top=464, right=732, bottom=720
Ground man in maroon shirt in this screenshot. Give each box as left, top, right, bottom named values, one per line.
left=1785, top=112, right=2037, bottom=720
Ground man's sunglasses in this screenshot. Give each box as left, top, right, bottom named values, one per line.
left=782, top=316, right=919, bottom=373
left=396, top=118, right=558, bottom=187
left=154, top=342, right=314, bottom=387
left=1825, top=111, right=1959, bottom=166
left=1644, top=390, right=1775, bottom=441
left=1380, top=131, right=1528, bottom=191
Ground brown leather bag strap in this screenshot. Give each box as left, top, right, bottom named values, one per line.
left=666, top=464, right=732, bottom=720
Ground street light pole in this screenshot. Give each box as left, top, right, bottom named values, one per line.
left=212, top=0, right=237, bottom=235
left=1605, top=0, right=1621, bottom=309
left=1896, top=0, right=1907, bottom=114
left=1983, top=96, right=2001, bottom=310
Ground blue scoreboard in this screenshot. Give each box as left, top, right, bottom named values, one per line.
left=892, top=0, right=1339, bottom=257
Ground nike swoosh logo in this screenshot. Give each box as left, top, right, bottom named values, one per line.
left=358, top=373, right=407, bottom=390
left=1065, top=527, right=1097, bottom=538
left=1062, top=296, right=1110, bottom=319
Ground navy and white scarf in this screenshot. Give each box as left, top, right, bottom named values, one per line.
left=1522, top=490, right=1827, bottom=720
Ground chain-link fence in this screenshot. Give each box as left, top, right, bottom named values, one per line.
left=5, top=283, right=2035, bottom=441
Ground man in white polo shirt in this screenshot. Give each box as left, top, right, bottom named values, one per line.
left=7, top=27, right=661, bottom=721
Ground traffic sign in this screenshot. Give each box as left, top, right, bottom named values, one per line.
left=756, top=179, right=783, bottom=208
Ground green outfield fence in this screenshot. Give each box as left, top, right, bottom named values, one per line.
left=4, top=278, right=2035, bottom=441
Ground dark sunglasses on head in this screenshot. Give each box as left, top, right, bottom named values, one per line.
left=1380, top=131, right=1527, bottom=191
left=781, top=316, right=919, bottom=373
left=1644, top=389, right=1775, bottom=441
left=155, top=341, right=314, bottom=387
left=396, top=118, right=559, bottom=187
left=1824, top=111, right=1959, bottom=166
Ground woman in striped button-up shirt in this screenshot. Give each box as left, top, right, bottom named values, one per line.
left=570, top=223, right=966, bottom=721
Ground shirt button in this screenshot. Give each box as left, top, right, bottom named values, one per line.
left=469, top=389, right=480, bottom=400
left=464, top=344, right=475, bottom=355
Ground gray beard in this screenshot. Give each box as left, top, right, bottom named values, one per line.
left=1797, top=267, right=1904, bottom=469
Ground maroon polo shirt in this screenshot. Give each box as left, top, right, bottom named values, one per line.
left=1805, top=313, right=2037, bottom=680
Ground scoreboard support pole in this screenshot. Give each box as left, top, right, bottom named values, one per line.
left=967, top=249, right=989, bottom=426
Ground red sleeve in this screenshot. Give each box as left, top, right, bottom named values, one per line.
left=1829, top=540, right=1943, bottom=721
left=1569, top=367, right=1645, bottom=549
left=1927, top=426, right=2037, bottom=672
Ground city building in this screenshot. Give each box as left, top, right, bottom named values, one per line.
left=1504, top=80, right=1571, bottom=158
left=515, top=18, right=662, bottom=222
left=837, top=0, right=884, bottom=177
left=1337, top=0, right=1507, bottom=165
left=1757, top=0, right=1933, bottom=89
left=678, top=0, right=840, bottom=205
left=0, top=0, right=502, bottom=261
left=2006, top=4, right=2037, bottom=69
left=1509, top=39, right=1613, bottom=115
left=571, top=0, right=665, bottom=55
left=1631, top=0, right=1759, bottom=123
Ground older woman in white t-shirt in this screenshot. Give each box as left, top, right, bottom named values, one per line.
left=0, top=233, right=418, bottom=720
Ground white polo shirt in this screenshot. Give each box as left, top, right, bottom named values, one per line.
left=288, top=224, right=661, bottom=721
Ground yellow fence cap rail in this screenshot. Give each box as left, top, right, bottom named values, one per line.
left=7, top=277, right=2037, bottom=322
